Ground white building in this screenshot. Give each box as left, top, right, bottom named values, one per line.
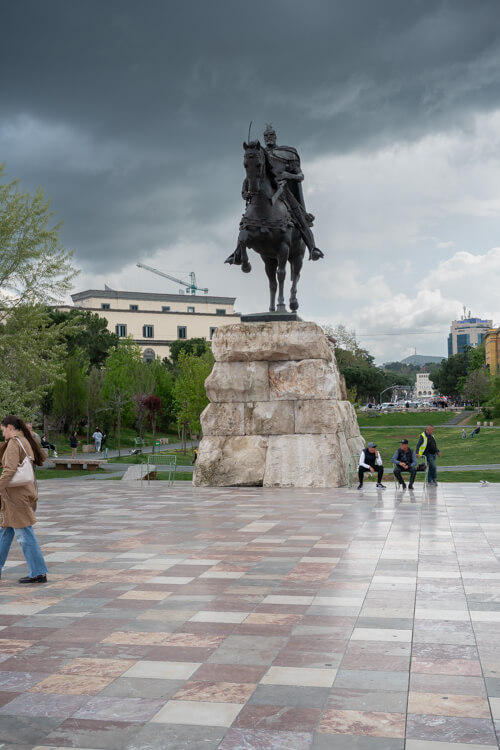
left=69, top=288, right=240, bottom=360
left=415, top=371, right=436, bottom=399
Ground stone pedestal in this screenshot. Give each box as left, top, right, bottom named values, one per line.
left=193, top=321, right=364, bottom=487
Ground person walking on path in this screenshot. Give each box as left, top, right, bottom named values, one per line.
left=92, top=428, right=102, bottom=453
left=392, top=438, right=417, bottom=490
left=70, top=431, right=79, bottom=459
left=416, top=424, right=441, bottom=486
left=0, top=415, right=48, bottom=584
left=358, top=442, right=386, bottom=490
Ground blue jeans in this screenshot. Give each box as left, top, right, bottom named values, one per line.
left=0, top=526, right=48, bottom=578
left=426, top=453, right=438, bottom=483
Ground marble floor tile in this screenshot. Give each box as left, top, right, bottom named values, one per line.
left=1, top=481, right=499, bottom=747
left=151, top=698, right=244, bottom=725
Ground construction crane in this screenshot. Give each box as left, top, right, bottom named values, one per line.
left=137, top=262, right=209, bottom=295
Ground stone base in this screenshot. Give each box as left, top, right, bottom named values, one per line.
left=193, top=321, right=365, bottom=488
left=240, top=312, right=302, bottom=323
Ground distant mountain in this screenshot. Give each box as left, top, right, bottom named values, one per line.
left=400, top=354, right=445, bottom=366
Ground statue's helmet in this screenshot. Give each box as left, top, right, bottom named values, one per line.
left=264, top=123, right=276, bottom=139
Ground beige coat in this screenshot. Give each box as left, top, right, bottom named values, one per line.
left=0, top=431, right=37, bottom=528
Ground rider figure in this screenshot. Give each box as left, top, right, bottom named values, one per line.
left=258, top=124, right=323, bottom=262
left=227, top=125, right=324, bottom=266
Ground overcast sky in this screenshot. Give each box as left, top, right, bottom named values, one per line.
left=2, top=0, right=500, bottom=362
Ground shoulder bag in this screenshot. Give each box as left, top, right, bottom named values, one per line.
left=8, top=438, right=35, bottom=487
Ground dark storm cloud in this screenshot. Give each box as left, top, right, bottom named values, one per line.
left=2, top=0, right=500, bottom=271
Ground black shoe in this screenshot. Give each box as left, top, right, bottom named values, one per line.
left=376, top=483, right=386, bottom=489
left=18, top=575, right=47, bottom=584
left=357, top=483, right=363, bottom=490
left=401, top=482, right=407, bottom=490
left=408, top=484, right=414, bottom=490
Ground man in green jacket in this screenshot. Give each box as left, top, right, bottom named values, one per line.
left=416, top=425, right=441, bottom=486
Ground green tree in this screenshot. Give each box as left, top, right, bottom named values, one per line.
left=0, top=305, right=67, bottom=418
left=0, top=165, right=77, bottom=318
left=84, top=367, right=106, bottom=444
left=173, top=349, right=214, bottom=449
left=167, top=338, right=210, bottom=368
left=460, top=368, right=492, bottom=406
left=431, top=352, right=469, bottom=396
left=47, top=309, right=118, bottom=370
left=52, top=352, right=87, bottom=431
left=103, top=341, right=142, bottom=455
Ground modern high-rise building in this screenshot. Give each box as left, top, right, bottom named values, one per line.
left=447, top=313, right=492, bottom=357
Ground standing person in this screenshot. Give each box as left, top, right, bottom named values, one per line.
left=70, top=431, right=78, bottom=459
left=0, top=415, right=48, bottom=584
left=92, top=428, right=102, bottom=453
left=392, top=438, right=417, bottom=490
left=358, top=442, right=386, bottom=490
left=416, top=425, right=441, bottom=486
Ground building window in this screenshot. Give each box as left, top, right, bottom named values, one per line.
left=210, top=327, right=217, bottom=340
left=130, top=304, right=139, bottom=311
left=143, top=325, right=154, bottom=338
left=177, top=326, right=187, bottom=339
left=162, top=306, right=171, bottom=312
left=216, top=308, right=226, bottom=315
left=457, top=333, right=470, bottom=353
left=115, top=324, right=127, bottom=337
left=101, top=303, right=110, bottom=310
left=187, top=306, right=195, bottom=313
left=143, top=348, right=155, bottom=363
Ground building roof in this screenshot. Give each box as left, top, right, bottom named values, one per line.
left=71, top=289, right=236, bottom=305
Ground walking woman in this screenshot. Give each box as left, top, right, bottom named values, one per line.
left=0, top=415, right=48, bottom=583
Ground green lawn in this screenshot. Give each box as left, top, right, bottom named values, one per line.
left=42, top=426, right=182, bottom=454
left=359, top=425, right=498, bottom=466
left=109, top=448, right=196, bottom=466
left=35, top=468, right=105, bottom=479
left=356, top=411, right=463, bottom=427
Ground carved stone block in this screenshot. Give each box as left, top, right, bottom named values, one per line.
left=269, top=359, right=342, bottom=401
left=200, top=403, right=245, bottom=436
left=193, top=435, right=268, bottom=486
left=245, top=401, right=294, bottom=435
left=263, top=433, right=349, bottom=487
left=205, top=361, right=269, bottom=403
left=212, top=321, right=332, bottom=362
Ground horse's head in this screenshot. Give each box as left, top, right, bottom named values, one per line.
left=243, top=139, right=266, bottom=197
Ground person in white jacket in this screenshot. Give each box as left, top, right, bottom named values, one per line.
left=358, top=442, right=386, bottom=490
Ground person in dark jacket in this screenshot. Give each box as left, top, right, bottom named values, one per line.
left=416, top=425, right=441, bottom=486
left=70, top=431, right=78, bottom=459
left=392, top=439, right=417, bottom=490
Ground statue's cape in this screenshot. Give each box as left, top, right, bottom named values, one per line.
left=267, top=145, right=300, bottom=165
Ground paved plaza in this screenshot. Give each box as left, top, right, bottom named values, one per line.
left=0, top=481, right=499, bottom=749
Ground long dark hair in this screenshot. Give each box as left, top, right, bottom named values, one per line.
left=1, top=415, right=46, bottom=466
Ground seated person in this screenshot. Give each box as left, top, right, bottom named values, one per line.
left=392, top=438, right=417, bottom=490
left=358, top=442, right=386, bottom=490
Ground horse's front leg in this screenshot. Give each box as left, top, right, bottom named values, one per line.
left=276, top=241, right=289, bottom=312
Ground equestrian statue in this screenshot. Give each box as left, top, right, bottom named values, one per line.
left=225, top=124, right=324, bottom=313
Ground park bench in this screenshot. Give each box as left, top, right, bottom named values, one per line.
left=52, top=459, right=107, bottom=471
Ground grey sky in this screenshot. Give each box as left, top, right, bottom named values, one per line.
left=2, top=0, right=500, bottom=361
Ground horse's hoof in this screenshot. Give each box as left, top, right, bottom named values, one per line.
left=276, top=304, right=287, bottom=313
left=242, top=262, right=252, bottom=273
left=290, top=299, right=299, bottom=311
left=269, top=306, right=276, bottom=313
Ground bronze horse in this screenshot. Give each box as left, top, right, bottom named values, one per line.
left=226, top=140, right=305, bottom=312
